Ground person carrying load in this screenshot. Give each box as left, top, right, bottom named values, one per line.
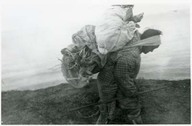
left=96, top=28, right=162, bottom=124
left=60, top=5, right=162, bottom=124
left=92, top=5, right=162, bottom=124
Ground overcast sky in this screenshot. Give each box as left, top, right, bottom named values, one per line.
left=2, top=1, right=190, bottom=64
left=1, top=0, right=191, bottom=90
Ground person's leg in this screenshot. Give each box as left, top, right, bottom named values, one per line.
left=114, top=56, right=143, bottom=124
left=96, top=64, right=117, bottom=124
left=116, top=89, right=143, bottom=124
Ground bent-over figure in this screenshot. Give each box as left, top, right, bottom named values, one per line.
left=96, top=29, right=162, bottom=124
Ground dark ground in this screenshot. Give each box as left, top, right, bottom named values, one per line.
left=1, top=79, right=191, bottom=124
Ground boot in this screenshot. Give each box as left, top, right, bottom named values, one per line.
left=96, top=104, right=108, bottom=124
left=131, top=115, right=143, bottom=124
left=96, top=102, right=116, bottom=124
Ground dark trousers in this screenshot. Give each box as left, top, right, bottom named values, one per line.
left=97, top=52, right=141, bottom=123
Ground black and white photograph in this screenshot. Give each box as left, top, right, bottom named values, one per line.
left=1, top=0, right=191, bottom=124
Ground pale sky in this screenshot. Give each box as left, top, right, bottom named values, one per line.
left=2, top=1, right=190, bottom=63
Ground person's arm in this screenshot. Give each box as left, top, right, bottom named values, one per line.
left=130, top=13, right=144, bottom=23
left=114, top=56, right=138, bottom=97
left=123, top=7, right=133, bottom=22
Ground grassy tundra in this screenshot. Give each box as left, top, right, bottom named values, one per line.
left=2, top=79, right=190, bottom=124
